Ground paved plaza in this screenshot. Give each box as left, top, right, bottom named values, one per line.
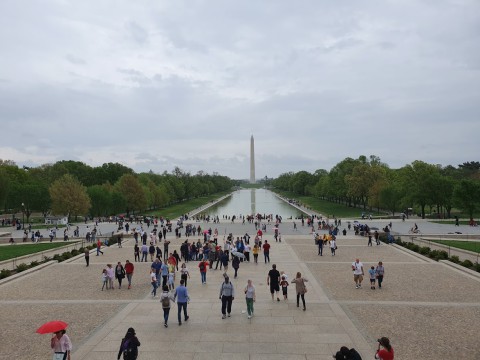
left=1, top=217, right=480, bottom=360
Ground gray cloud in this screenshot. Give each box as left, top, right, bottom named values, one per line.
left=0, top=0, right=479, bottom=179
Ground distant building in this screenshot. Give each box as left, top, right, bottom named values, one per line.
left=250, top=135, right=255, bottom=184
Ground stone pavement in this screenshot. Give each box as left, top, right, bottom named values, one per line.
left=1, top=220, right=480, bottom=360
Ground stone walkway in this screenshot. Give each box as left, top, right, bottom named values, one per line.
left=1, top=220, right=480, bottom=360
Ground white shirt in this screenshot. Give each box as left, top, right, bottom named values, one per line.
left=352, top=261, right=364, bottom=275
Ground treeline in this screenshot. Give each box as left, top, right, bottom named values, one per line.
left=272, top=156, right=480, bottom=219
left=0, top=160, right=232, bottom=221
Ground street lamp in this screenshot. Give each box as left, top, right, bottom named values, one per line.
left=21, top=203, right=25, bottom=230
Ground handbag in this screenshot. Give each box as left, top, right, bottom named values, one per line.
left=303, top=279, right=308, bottom=293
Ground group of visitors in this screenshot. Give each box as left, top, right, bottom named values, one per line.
left=351, top=258, right=385, bottom=290
left=101, top=260, right=135, bottom=291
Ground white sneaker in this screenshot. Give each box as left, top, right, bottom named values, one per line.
left=247, top=315, right=251, bottom=319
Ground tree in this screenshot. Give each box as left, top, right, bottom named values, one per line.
left=115, top=174, right=147, bottom=215
left=453, top=179, right=480, bottom=219
left=49, top=174, right=91, bottom=221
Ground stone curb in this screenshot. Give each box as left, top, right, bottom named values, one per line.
left=415, top=238, right=480, bottom=258
left=0, top=260, right=58, bottom=286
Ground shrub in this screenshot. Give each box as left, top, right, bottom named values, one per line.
left=70, top=249, right=79, bottom=256
left=0, top=269, right=11, bottom=279
left=438, top=251, right=449, bottom=260
left=61, top=252, right=72, bottom=260
left=395, top=239, right=404, bottom=246
left=16, top=263, right=29, bottom=272
left=53, top=254, right=62, bottom=262
left=462, top=260, right=474, bottom=268
left=429, top=250, right=441, bottom=261
left=30, top=260, right=39, bottom=267
left=473, top=262, right=480, bottom=272
left=78, top=247, right=85, bottom=253
left=419, top=247, right=431, bottom=256
left=411, top=244, right=420, bottom=252
left=449, top=255, right=460, bottom=264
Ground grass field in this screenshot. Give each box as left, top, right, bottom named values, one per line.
left=273, top=190, right=368, bottom=218
left=0, top=242, right=77, bottom=261
left=432, top=240, right=480, bottom=253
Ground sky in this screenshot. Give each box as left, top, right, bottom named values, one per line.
left=0, top=0, right=479, bottom=180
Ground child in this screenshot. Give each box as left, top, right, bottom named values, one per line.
left=168, top=271, right=175, bottom=290
left=280, top=275, right=289, bottom=300
left=368, top=266, right=376, bottom=290
left=101, top=269, right=108, bottom=291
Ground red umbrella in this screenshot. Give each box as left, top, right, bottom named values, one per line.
left=36, top=320, right=68, bottom=334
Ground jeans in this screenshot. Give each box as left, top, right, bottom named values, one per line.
left=264, top=252, right=270, bottom=263
left=141, top=252, right=148, bottom=262
left=177, top=302, right=188, bottom=323
left=201, top=272, right=206, bottom=283
left=126, top=273, right=133, bottom=286
left=297, top=293, right=306, bottom=308
left=221, top=295, right=233, bottom=315
left=377, top=275, right=384, bottom=288
left=151, top=281, right=157, bottom=296
left=234, top=268, right=238, bottom=278
left=163, top=307, right=170, bottom=323
left=246, top=297, right=254, bottom=316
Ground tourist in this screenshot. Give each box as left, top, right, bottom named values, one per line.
left=117, top=327, right=140, bottom=360
left=244, top=279, right=255, bottom=319
left=84, top=248, right=90, bottom=267
left=180, top=263, right=190, bottom=286
left=160, top=259, right=169, bottom=288
left=106, top=264, right=115, bottom=290
left=280, top=275, right=289, bottom=300
left=151, top=258, right=163, bottom=287
left=252, top=244, right=259, bottom=264
left=219, top=276, right=235, bottom=319
left=140, top=243, right=148, bottom=262
left=291, top=272, right=308, bottom=311
left=220, top=250, right=229, bottom=273
left=333, top=346, right=362, bottom=360
left=375, top=337, right=394, bottom=360
left=51, top=329, right=72, bottom=360
left=318, top=236, right=323, bottom=256
left=352, top=258, right=364, bottom=289
left=96, top=238, right=104, bottom=256
left=101, top=269, right=108, bottom=291
left=160, top=285, right=175, bottom=328
left=134, top=244, right=140, bottom=262
left=244, top=242, right=251, bottom=262
left=263, top=240, right=271, bottom=263
left=368, top=266, right=376, bottom=290
left=232, top=255, right=240, bottom=278
left=115, top=261, right=126, bottom=289
left=149, top=242, right=155, bottom=261
left=150, top=268, right=158, bottom=298
left=125, top=260, right=134, bottom=289
left=267, top=264, right=281, bottom=302
left=199, top=258, right=208, bottom=284
left=330, top=238, right=337, bottom=256
left=174, top=279, right=190, bottom=326
left=376, top=262, right=385, bottom=289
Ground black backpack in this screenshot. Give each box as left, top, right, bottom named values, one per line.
left=122, top=339, right=137, bottom=360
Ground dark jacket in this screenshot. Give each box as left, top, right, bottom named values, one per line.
left=117, top=335, right=140, bottom=360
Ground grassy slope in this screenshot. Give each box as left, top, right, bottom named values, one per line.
left=0, top=242, right=77, bottom=261
left=432, top=240, right=480, bottom=253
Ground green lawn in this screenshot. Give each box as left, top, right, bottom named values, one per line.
left=273, top=190, right=367, bottom=218
left=432, top=240, right=480, bottom=253
left=0, top=242, right=78, bottom=261
left=146, top=191, right=232, bottom=220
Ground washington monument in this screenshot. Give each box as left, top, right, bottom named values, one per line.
left=250, top=135, right=255, bottom=184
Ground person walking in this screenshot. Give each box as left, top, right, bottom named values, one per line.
left=330, top=238, right=336, bottom=256
left=267, top=264, right=281, bottom=302
left=150, top=268, right=158, bottom=298
left=106, top=264, right=115, bottom=290
left=117, top=327, right=140, bottom=360
left=141, top=243, right=148, bottom=262
left=376, top=261, right=385, bottom=289
left=115, top=261, right=126, bottom=289
left=232, top=255, right=240, bottom=279
left=219, top=276, right=235, bottom=319
left=160, top=285, right=176, bottom=327
left=244, top=243, right=250, bottom=262
left=252, top=244, right=259, bottom=264
left=125, top=260, right=134, bottom=289
left=263, top=240, right=271, bottom=263
left=352, top=258, right=364, bottom=289
left=174, top=279, right=190, bottom=326
left=84, top=248, right=90, bottom=267
left=180, top=263, right=190, bottom=287
left=134, top=244, right=140, bottom=262
left=96, top=238, right=104, bottom=256
left=291, top=272, right=308, bottom=311
left=220, top=250, right=229, bottom=273
left=199, top=259, right=208, bottom=284
left=244, top=279, right=256, bottom=319
left=317, top=237, right=323, bottom=256
left=50, top=329, right=72, bottom=360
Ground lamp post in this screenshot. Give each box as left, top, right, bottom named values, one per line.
left=21, top=203, right=25, bottom=230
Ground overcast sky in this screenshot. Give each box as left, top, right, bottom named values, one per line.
left=0, top=1, right=479, bottom=180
